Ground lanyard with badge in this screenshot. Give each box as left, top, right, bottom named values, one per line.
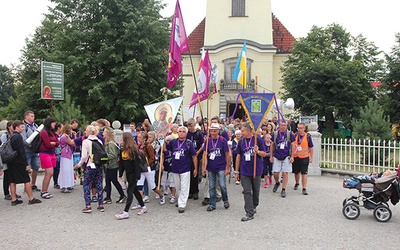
left=209, top=137, right=219, bottom=160
left=297, top=134, right=304, bottom=152
left=244, top=137, right=252, bottom=161
left=279, top=131, right=286, bottom=150
left=175, top=140, right=185, bottom=160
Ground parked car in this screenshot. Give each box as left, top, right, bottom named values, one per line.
left=318, top=120, right=352, bottom=140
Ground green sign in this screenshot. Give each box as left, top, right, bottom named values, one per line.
left=41, top=61, right=64, bottom=100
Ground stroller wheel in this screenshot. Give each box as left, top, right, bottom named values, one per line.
left=342, top=202, right=360, bottom=220
left=373, top=205, right=392, bottom=223
left=342, top=197, right=359, bottom=206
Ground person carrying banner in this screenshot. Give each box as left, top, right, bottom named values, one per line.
left=270, top=121, right=295, bottom=198
left=234, top=123, right=267, bottom=222
left=163, top=126, right=198, bottom=213
left=186, top=118, right=204, bottom=200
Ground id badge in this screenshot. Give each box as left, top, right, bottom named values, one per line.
left=209, top=152, right=216, bottom=160
left=245, top=153, right=251, bottom=161
left=280, top=143, right=285, bottom=150
left=297, top=146, right=302, bottom=151
left=175, top=153, right=180, bottom=160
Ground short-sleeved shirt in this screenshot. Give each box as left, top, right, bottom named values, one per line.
left=202, top=136, right=229, bottom=173
left=236, top=135, right=266, bottom=177
left=163, top=150, right=172, bottom=172
left=271, top=130, right=295, bottom=159
left=263, top=143, right=272, bottom=164
left=166, top=138, right=196, bottom=174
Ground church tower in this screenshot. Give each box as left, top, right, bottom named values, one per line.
left=181, top=0, right=295, bottom=120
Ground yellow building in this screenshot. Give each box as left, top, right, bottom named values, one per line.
left=181, top=0, right=295, bottom=121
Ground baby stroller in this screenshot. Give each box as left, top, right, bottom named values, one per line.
left=342, top=172, right=400, bottom=222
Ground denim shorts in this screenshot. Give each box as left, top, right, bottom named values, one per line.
left=26, top=152, right=40, bottom=171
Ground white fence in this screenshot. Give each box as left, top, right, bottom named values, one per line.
left=321, top=138, right=400, bottom=173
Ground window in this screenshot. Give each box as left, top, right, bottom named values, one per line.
left=232, top=0, right=245, bottom=17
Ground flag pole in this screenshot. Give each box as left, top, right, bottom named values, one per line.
left=157, top=141, right=164, bottom=190
left=253, top=75, right=259, bottom=177
left=188, top=51, right=204, bottom=121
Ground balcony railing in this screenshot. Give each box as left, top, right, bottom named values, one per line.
left=219, top=81, right=255, bottom=91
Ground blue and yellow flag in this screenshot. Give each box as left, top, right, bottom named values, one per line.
left=239, top=93, right=275, bottom=132
left=232, top=41, right=247, bottom=88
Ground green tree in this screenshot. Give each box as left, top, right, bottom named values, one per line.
left=6, top=0, right=171, bottom=123
left=281, top=24, right=383, bottom=136
left=383, top=33, right=400, bottom=123
left=352, top=99, right=392, bottom=141
left=0, top=65, right=15, bottom=113
left=51, top=90, right=89, bottom=125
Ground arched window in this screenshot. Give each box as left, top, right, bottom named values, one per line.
left=232, top=0, right=245, bottom=17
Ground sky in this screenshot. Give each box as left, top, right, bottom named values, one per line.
left=0, top=0, right=399, bottom=67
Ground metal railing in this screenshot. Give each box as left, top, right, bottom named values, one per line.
left=321, top=138, right=400, bottom=173
left=220, top=82, right=255, bottom=91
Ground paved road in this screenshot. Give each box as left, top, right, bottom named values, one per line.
left=1, top=173, right=399, bottom=250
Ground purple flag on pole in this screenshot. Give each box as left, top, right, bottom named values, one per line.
left=167, top=0, right=189, bottom=88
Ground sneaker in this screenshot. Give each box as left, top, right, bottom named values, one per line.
left=235, top=180, right=240, bottom=185
left=28, top=198, right=42, bottom=205
left=294, top=183, right=299, bottom=190
left=137, top=206, right=148, bottom=215
left=11, top=199, right=23, bottom=206
left=16, top=194, right=21, bottom=198
left=224, top=201, right=230, bottom=209
left=241, top=216, right=254, bottom=222
left=4, top=194, right=12, bottom=200
left=117, top=196, right=127, bottom=204
left=91, top=196, right=98, bottom=203
left=202, top=198, right=210, bottom=206
left=273, top=182, right=280, bottom=193
left=131, top=204, right=141, bottom=210
left=97, top=205, right=105, bottom=212
left=53, top=184, right=60, bottom=189
left=170, top=196, right=175, bottom=204
left=281, top=190, right=287, bottom=198
left=143, top=196, right=150, bottom=203
left=32, top=185, right=41, bottom=192
left=206, top=206, right=216, bottom=212
left=264, top=183, right=269, bottom=188
left=268, top=176, right=273, bottom=185
left=115, top=211, right=129, bottom=220
left=178, top=208, right=185, bottom=213
left=193, top=193, right=199, bottom=200
left=155, top=194, right=160, bottom=199
left=82, top=207, right=92, bottom=213
left=216, top=197, right=222, bottom=202
left=302, top=188, right=308, bottom=195
left=159, top=195, right=165, bottom=205
left=103, top=198, right=112, bottom=204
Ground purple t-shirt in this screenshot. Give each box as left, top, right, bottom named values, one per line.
left=166, top=138, right=196, bottom=174
left=163, top=150, right=172, bottom=172
left=271, top=131, right=295, bottom=159
left=236, top=135, right=266, bottom=177
left=202, top=136, right=229, bottom=173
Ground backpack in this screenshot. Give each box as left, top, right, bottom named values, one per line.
left=26, top=126, right=41, bottom=153
left=134, top=151, right=148, bottom=173
left=0, top=135, right=17, bottom=164
left=89, top=139, right=108, bottom=167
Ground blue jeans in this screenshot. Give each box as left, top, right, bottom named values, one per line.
left=208, top=170, right=228, bottom=208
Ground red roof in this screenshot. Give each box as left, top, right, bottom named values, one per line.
left=185, top=14, right=295, bottom=54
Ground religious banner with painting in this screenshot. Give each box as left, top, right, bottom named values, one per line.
left=144, top=97, right=183, bottom=140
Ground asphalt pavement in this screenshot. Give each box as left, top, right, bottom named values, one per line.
left=1, top=173, right=399, bottom=250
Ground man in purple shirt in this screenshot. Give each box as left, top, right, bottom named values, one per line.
left=165, top=126, right=198, bottom=213
left=202, top=123, right=230, bottom=211
left=234, top=123, right=267, bottom=222
left=270, top=121, right=295, bottom=198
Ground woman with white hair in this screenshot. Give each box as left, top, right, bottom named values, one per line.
left=75, top=125, right=105, bottom=213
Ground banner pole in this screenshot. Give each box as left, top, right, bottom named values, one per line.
left=188, top=50, right=204, bottom=121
